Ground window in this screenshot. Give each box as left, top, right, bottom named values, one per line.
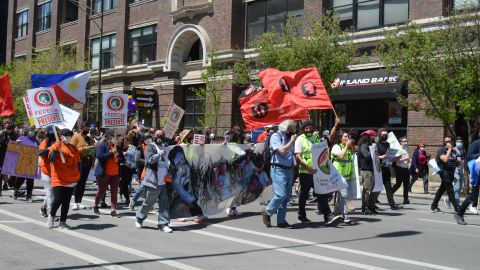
left=17, top=10, right=28, bottom=38
left=130, top=25, right=157, bottom=65
left=246, top=0, right=304, bottom=45
left=185, top=39, right=203, bottom=62
left=331, top=0, right=409, bottom=31
left=452, top=0, right=479, bottom=9
left=65, top=0, right=78, bottom=23
left=91, top=34, right=116, bottom=69
left=93, top=0, right=117, bottom=14
left=37, top=1, right=51, bottom=32
left=183, top=86, right=205, bottom=130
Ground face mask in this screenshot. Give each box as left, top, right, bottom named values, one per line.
left=420, top=147, right=425, bottom=151
left=381, top=135, right=388, bottom=141
left=155, top=135, right=163, bottom=144
left=62, top=136, right=71, bottom=143
left=209, top=133, right=215, bottom=140
left=27, top=131, right=35, bottom=139
left=456, top=142, right=463, bottom=148
left=374, top=136, right=379, bottom=143
left=402, top=144, right=408, bottom=150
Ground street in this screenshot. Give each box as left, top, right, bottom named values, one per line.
left=0, top=181, right=478, bottom=270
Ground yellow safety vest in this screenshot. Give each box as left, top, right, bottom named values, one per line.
left=331, top=143, right=353, bottom=179
left=299, top=134, right=320, bottom=174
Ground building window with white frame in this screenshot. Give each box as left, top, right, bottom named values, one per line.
left=17, top=10, right=28, bottom=38
left=130, top=25, right=157, bottom=65
left=91, top=34, right=116, bottom=69
left=37, top=1, right=51, bottom=32
left=93, top=0, right=117, bottom=14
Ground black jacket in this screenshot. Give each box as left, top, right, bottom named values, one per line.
left=358, top=143, right=373, bottom=171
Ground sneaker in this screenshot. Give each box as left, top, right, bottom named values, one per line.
left=129, top=201, right=135, bottom=211
left=344, top=215, right=352, bottom=224
left=362, top=209, right=374, bottom=215
left=193, top=216, right=208, bottom=223
left=78, top=204, right=87, bottom=210
left=100, top=201, right=108, bottom=208
left=25, top=197, right=33, bottom=203
left=110, top=211, right=119, bottom=217
left=226, top=208, right=234, bottom=216
left=390, top=204, right=403, bottom=210
left=72, top=203, right=80, bottom=210
left=261, top=209, right=271, bottom=227
left=468, top=205, right=479, bottom=215
left=232, top=208, right=241, bottom=216
left=443, top=197, right=451, bottom=209
left=454, top=214, right=467, bottom=225
left=135, top=218, right=143, bottom=229
left=368, top=207, right=379, bottom=215
left=159, top=225, right=173, bottom=233
left=430, top=208, right=442, bottom=213
left=2, top=184, right=8, bottom=190
left=58, top=222, right=71, bottom=230
left=93, top=206, right=100, bottom=215
left=298, top=217, right=311, bottom=223
left=40, top=207, right=48, bottom=218
left=326, top=215, right=343, bottom=226
left=277, top=222, right=295, bottom=229
left=47, top=216, right=54, bottom=229
left=403, top=200, right=411, bottom=205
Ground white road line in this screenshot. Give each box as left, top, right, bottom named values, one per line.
left=0, top=209, right=202, bottom=270
left=0, top=220, right=31, bottom=223
left=419, top=218, right=480, bottom=228
left=0, top=223, right=129, bottom=270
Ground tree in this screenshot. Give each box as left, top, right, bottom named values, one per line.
left=376, top=8, right=480, bottom=143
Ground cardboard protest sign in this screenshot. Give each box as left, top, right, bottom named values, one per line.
left=163, top=102, right=185, bottom=139
left=102, top=93, right=128, bottom=128
left=370, top=144, right=384, bottom=192
left=311, top=141, right=348, bottom=194
left=1, top=141, right=40, bottom=179
left=22, top=96, right=35, bottom=126
left=192, top=134, right=205, bottom=144
left=27, top=87, right=63, bottom=128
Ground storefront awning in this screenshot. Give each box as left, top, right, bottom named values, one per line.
left=329, top=69, right=405, bottom=101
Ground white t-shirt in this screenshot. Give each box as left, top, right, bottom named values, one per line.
left=396, top=148, right=410, bottom=168
left=294, top=135, right=317, bottom=154
left=331, top=144, right=341, bottom=157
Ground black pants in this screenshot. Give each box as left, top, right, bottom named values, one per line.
left=392, top=166, right=410, bottom=201
left=74, top=164, right=91, bottom=203
left=120, top=165, right=134, bottom=203
left=297, top=173, right=332, bottom=221
left=458, top=183, right=479, bottom=215
left=51, top=186, right=75, bottom=222
left=381, top=167, right=396, bottom=206
left=14, top=177, right=34, bottom=197
left=431, top=171, right=459, bottom=212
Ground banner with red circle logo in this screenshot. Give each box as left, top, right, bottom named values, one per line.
left=102, top=93, right=128, bottom=128
left=26, top=87, right=64, bottom=128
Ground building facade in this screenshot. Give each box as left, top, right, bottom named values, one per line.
left=5, top=0, right=468, bottom=151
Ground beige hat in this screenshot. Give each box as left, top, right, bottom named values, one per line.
left=179, top=129, right=193, bottom=143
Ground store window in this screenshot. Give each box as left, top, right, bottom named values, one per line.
left=183, top=86, right=205, bottom=130
left=91, top=34, right=116, bottom=69
left=17, top=10, right=28, bottom=38
left=246, top=0, right=304, bottom=45
left=93, top=0, right=117, bottom=14
left=331, top=0, right=408, bottom=31
left=37, top=1, right=51, bottom=32
left=130, top=25, right=157, bottom=65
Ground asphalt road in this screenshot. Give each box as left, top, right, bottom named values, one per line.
left=0, top=180, right=478, bottom=270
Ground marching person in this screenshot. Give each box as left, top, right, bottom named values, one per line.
left=119, top=128, right=138, bottom=207
left=0, top=120, right=18, bottom=195
left=93, top=130, right=124, bottom=217
left=70, top=122, right=95, bottom=210
left=409, top=142, right=430, bottom=194
left=129, top=132, right=149, bottom=210
left=39, top=127, right=56, bottom=217
left=445, top=137, right=465, bottom=208
left=47, top=128, right=81, bottom=229
left=392, top=137, right=411, bottom=204
left=135, top=129, right=172, bottom=233
left=357, top=130, right=377, bottom=215
left=261, top=119, right=297, bottom=229
left=13, top=127, right=39, bottom=202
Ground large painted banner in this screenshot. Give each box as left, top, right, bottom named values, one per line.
left=165, top=144, right=270, bottom=218
left=27, top=87, right=63, bottom=128
left=1, top=141, right=40, bottom=179
left=370, top=144, right=384, bottom=192
left=311, top=141, right=348, bottom=195
left=102, top=93, right=128, bottom=128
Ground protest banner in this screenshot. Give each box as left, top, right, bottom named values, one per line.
left=27, top=87, right=63, bottom=128
left=59, top=104, right=80, bottom=130
left=311, top=141, right=347, bottom=194
left=1, top=141, right=39, bottom=179
left=22, top=96, right=35, bottom=126
left=102, top=93, right=128, bottom=128
left=192, top=134, right=205, bottom=144
left=350, top=154, right=362, bottom=199
left=370, top=144, right=384, bottom=192
left=387, top=132, right=402, bottom=150
left=163, top=102, right=185, bottom=139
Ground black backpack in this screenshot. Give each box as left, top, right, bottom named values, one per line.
left=253, top=132, right=278, bottom=175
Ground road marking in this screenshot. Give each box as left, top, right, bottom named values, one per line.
left=0, top=223, right=129, bottom=270
left=0, top=220, right=31, bottom=223
left=419, top=218, right=480, bottom=228
left=0, top=209, right=203, bottom=270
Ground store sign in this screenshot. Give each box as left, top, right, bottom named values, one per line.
left=133, top=88, right=157, bottom=109
left=333, top=75, right=399, bottom=88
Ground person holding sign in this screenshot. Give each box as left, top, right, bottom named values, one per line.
left=39, top=127, right=56, bottom=218
left=13, top=127, right=39, bottom=202
left=47, top=129, right=81, bottom=229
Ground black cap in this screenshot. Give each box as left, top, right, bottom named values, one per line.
left=300, top=120, right=314, bottom=131
left=58, top=128, right=73, bottom=136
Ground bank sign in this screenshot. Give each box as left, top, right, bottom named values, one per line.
left=102, top=93, right=128, bottom=129
left=332, top=75, right=399, bottom=88
left=26, top=87, right=64, bottom=128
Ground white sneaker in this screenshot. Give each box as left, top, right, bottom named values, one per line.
left=47, top=216, right=54, bottom=229
left=232, top=208, right=241, bottom=216
left=159, top=225, right=173, bottom=233
left=344, top=215, right=352, bottom=224
left=226, top=208, right=234, bottom=216
left=58, top=222, right=71, bottom=230
left=78, top=204, right=87, bottom=209
left=469, top=205, right=479, bottom=215
left=443, top=197, right=451, bottom=209
left=72, top=203, right=79, bottom=210
left=135, top=221, right=143, bottom=229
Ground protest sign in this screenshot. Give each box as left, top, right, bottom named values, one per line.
left=22, top=96, right=35, bottom=126
left=102, top=93, right=128, bottom=128
left=370, top=144, right=384, bottom=192
left=350, top=154, right=362, bottom=199
left=59, top=104, right=80, bottom=130
left=387, top=132, right=402, bottom=150
left=192, top=134, right=205, bottom=144
left=163, top=102, right=185, bottom=139
left=27, top=87, right=63, bottom=128
left=1, top=141, right=39, bottom=179
left=311, top=141, right=348, bottom=194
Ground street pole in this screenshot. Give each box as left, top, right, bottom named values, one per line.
left=96, top=0, right=104, bottom=128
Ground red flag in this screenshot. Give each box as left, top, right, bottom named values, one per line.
left=259, top=68, right=333, bottom=110
left=240, top=87, right=309, bottom=130
left=0, top=74, right=15, bottom=117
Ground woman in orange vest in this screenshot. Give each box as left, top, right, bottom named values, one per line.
left=39, top=126, right=56, bottom=218
left=47, top=128, right=81, bottom=229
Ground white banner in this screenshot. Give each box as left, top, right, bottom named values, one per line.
left=27, top=87, right=64, bottom=128
left=350, top=153, right=361, bottom=199
left=102, top=93, right=128, bottom=128
left=164, top=102, right=185, bottom=139
left=312, top=141, right=348, bottom=194
left=59, top=104, right=80, bottom=131
left=370, top=144, right=384, bottom=192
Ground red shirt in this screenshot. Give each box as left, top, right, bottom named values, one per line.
left=257, top=131, right=268, bottom=143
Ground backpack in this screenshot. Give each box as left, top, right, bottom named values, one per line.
left=253, top=131, right=277, bottom=175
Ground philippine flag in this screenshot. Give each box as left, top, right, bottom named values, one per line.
left=31, top=70, right=92, bottom=104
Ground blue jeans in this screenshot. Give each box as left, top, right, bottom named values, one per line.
left=459, top=183, right=479, bottom=216
left=131, top=181, right=145, bottom=203
left=446, top=171, right=464, bottom=205
left=266, top=166, right=293, bottom=224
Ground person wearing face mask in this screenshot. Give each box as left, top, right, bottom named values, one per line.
left=47, top=128, right=81, bottom=229
left=118, top=128, right=139, bottom=207
left=392, top=137, right=411, bottom=204
left=39, top=127, right=56, bottom=218
left=93, top=129, right=124, bottom=217
left=135, top=129, right=172, bottom=233
left=130, top=132, right=150, bottom=210
left=13, top=127, right=39, bottom=201
left=70, top=122, right=95, bottom=210
left=0, top=120, right=18, bottom=194
left=444, top=137, right=465, bottom=208
left=357, top=130, right=377, bottom=215
left=409, top=142, right=430, bottom=194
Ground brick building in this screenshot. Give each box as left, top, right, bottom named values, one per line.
left=4, top=0, right=467, bottom=151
